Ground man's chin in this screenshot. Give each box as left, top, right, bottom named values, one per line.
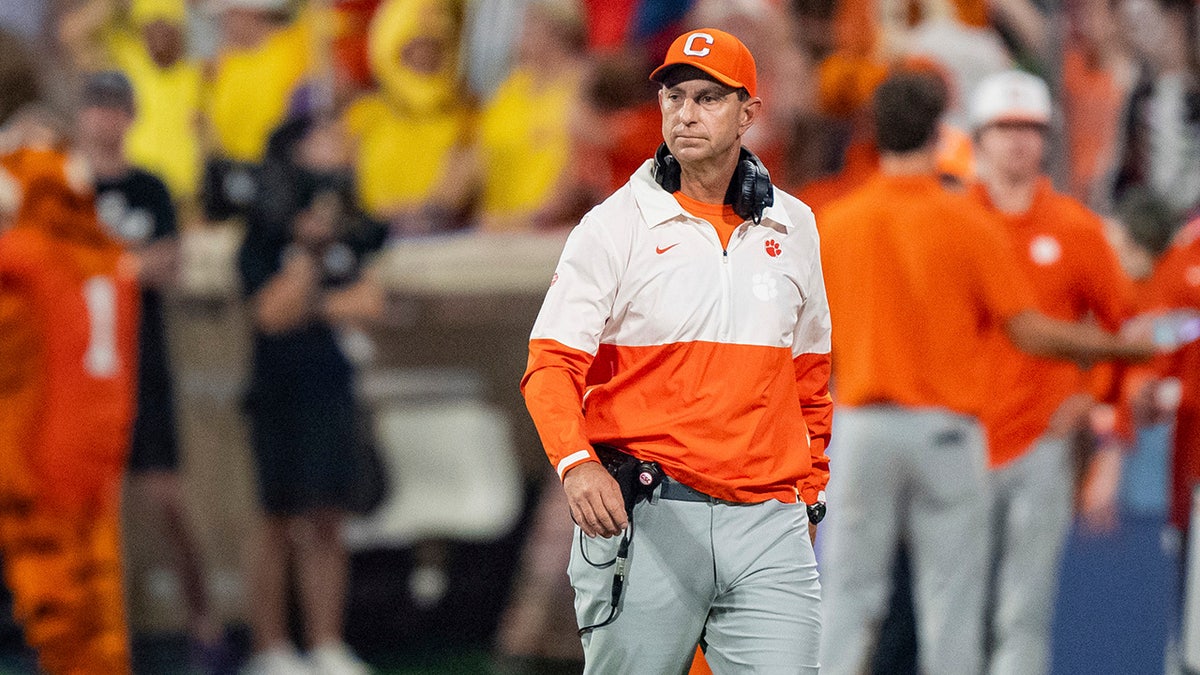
left=670, top=144, right=710, bottom=163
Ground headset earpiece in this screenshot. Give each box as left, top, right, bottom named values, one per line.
left=653, top=143, right=681, bottom=193
left=654, top=144, right=774, bottom=224
left=727, top=147, right=774, bottom=224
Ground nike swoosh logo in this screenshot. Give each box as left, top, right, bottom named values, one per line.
left=656, top=243, right=680, bottom=254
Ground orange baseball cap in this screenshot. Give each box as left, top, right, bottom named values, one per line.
left=650, top=28, right=757, bottom=97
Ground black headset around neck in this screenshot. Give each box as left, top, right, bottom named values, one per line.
left=652, top=142, right=775, bottom=224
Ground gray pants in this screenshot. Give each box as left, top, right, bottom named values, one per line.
left=986, top=436, right=1074, bottom=675
left=569, top=484, right=821, bottom=674
left=820, top=405, right=989, bottom=675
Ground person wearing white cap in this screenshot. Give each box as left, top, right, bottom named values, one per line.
left=966, top=69, right=1137, bottom=675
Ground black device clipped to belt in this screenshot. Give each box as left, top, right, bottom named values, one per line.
left=577, top=445, right=662, bottom=636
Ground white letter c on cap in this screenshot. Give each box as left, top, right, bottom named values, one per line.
left=683, top=32, right=714, bottom=57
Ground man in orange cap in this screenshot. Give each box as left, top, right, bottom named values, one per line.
left=521, top=28, right=830, bottom=673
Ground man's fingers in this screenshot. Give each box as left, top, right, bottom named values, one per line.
left=591, top=494, right=624, bottom=537
left=572, top=491, right=626, bottom=538
left=574, top=499, right=602, bottom=538
left=600, top=489, right=629, bottom=532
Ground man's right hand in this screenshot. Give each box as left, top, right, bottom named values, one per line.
left=563, top=461, right=629, bottom=538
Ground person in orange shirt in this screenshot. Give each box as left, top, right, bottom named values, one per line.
left=523, top=29, right=830, bottom=673
left=1125, top=216, right=1200, bottom=669
left=967, top=70, right=1135, bottom=675
left=0, top=145, right=139, bottom=674
left=817, top=70, right=1154, bottom=675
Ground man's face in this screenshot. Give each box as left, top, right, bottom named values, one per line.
left=77, top=105, right=133, bottom=151
left=659, top=77, right=757, bottom=165
left=977, top=122, right=1045, bottom=181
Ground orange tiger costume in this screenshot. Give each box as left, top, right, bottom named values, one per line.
left=0, top=147, right=139, bottom=674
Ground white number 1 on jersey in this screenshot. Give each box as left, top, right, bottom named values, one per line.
left=82, top=276, right=119, bottom=378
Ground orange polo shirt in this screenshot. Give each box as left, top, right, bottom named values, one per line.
left=1135, top=220, right=1200, bottom=527
left=969, top=179, right=1134, bottom=467
left=819, top=172, right=1038, bottom=416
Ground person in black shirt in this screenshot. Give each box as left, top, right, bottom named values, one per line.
left=76, top=71, right=227, bottom=669
left=237, top=114, right=385, bottom=675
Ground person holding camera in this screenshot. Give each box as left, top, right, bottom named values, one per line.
left=521, top=28, right=832, bottom=674
left=236, top=115, right=385, bottom=675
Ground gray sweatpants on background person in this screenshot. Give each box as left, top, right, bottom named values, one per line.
left=820, top=405, right=990, bottom=675
left=569, top=481, right=821, bottom=674
left=985, top=436, right=1074, bottom=675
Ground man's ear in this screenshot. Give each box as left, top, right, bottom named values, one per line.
left=739, top=97, right=762, bottom=136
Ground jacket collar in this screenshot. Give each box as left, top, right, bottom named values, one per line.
left=629, top=160, right=793, bottom=232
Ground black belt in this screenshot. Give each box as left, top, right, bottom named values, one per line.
left=657, top=477, right=719, bottom=503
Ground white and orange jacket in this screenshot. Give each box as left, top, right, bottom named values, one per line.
left=521, top=160, right=833, bottom=505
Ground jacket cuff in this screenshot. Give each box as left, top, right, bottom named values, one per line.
left=556, top=449, right=599, bottom=480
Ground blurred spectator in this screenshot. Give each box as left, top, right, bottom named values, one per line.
left=798, top=57, right=886, bottom=210
left=902, top=19, right=1012, bottom=131
left=330, top=0, right=386, bottom=93
left=688, top=1, right=817, bottom=174
left=237, top=114, right=385, bottom=675
left=60, top=0, right=205, bottom=203
left=1061, top=0, right=1136, bottom=203
left=111, top=0, right=204, bottom=204
left=826, top=0, right=1000, bottom=71
left=1111, top=187, right=1181, bottom=281
left=453, top=0, right=587, bottom=232
left=967, top=70, right=1135, bottom=675
left=0, top=31, right=41, bottom=127
left=343, top=0, right=470, bottom=231
left=1129, top=210, right=1200, bottom=534
left=568, top=49, right=662, bottom=201
left=1073, top=189, right=1180, bottom=536
left=0, top=143, right=140, bottom=674
left=1122, top=209, right=1200, bottom=671
left=817, top=70, right=1153, bottom=675
left=58, top=0, right=118, bottom=75
left=1108, top=0, right=1200, bottom=217
left=207, top=0, right=314, bottom=164
left=75, top=70, right=229, bottom=671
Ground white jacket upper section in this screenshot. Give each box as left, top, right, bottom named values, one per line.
left=530, top=160, right=831, bottom=357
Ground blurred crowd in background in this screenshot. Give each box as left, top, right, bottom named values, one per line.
left=1, top=0, right=1199, bottom=673
left=2, top=0, right=1194, bottom=237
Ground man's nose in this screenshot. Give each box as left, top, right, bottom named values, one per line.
left=676, top=98, right=699, bottom=123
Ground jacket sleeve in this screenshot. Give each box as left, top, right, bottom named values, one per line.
left=520, top=216, right=622, bottom=479
left=792, top=228, right=833, bottom=505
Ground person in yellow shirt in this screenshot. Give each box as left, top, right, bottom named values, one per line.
left=468, top=1, right=585, bottom=232
left=107, top=0, right=204, bottom=202
left=205, top=0, right=314, bottom=164
left=342, top=0, right=469, bottom=229
left=54, top=0, right=204, bottom=202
